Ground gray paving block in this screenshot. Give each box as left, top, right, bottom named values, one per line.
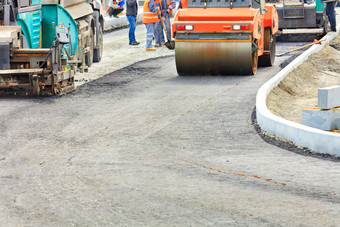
left=302, top=108, right=340, bottom=130
left=336, top=117, right=340, bottom=130
left=318, top=85, right=340, bottom=109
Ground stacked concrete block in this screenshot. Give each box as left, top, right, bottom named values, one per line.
left=302, top=86, right=340, bottom=131
left=302, top=108, right=340, bottom=130
left=336, top=117, right=340, bottom=131
left=318, top=86, right=340, bottom=109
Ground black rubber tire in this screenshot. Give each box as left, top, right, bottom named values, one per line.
left=85, top=26, right=94, bottom=67
left=251, top=46, right=259, bottom=75
left=93, top=24, right=103, bottom=62
left=259, top=28, right=276, bottom=67
left=323, top=10, right=329, bottom=35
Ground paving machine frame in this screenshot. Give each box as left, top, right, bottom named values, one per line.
left=0, top=0, right=104, bottom=96
left=0, top=25, right=76, bottom=95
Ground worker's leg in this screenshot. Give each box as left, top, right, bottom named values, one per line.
left=108, top=7, right=114, bottom=17
left=154, top=20, right=162, bottom=46
left=145, top=23, right=155, bottom=48
left=160, top=26, right=165, bottom=43
left=112, top=8, right=124, bottom=18
left=326, top=1, right=337, bottom=31
left=164, top=13, right=172, bottom=41
left=127, top=15, right=137, bottom=44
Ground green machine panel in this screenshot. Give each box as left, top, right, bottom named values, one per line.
left=316, top=0, right=324, bottom=13
left=41, top=4, right=78, bottom=54
left=17, top=10, right=42, bottom=48
left=32, top=0, right=42, bottom=5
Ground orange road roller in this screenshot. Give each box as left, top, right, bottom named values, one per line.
left=172, top=0, right=279, bottom=75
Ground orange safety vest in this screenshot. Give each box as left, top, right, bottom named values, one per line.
left=143, top=0, right=160, bottom=24
left=168, top=0, right=173, bottom=15
left=154, top=0, right=162, bottom=11
left=181, top=0, right=188, bottom=8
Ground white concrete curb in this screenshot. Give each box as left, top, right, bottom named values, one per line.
left=256, top=29, right=340, bottom=157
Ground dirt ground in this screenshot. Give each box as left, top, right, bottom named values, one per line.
left=267, top=35, right=340, bottom=123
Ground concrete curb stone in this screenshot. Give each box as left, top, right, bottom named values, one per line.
left=256, top=27, right=340, bottom=157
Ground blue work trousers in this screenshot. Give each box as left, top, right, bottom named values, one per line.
left=162, top=14, right=172, bottom=42
left=155, top=13, right=171, bottom=44
left=326, top=1, right=337, bottom=31
left=127, top=15, right=137, bottom=44
left=145, top=23, right=155, bottom=48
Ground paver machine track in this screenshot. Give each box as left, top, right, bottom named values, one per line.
left=172, top=0, right=279, bottom=75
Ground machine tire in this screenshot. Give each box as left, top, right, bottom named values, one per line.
left=93, top=23, right=103, bottom=62
left=323, top=11, right=329, bottom=36
left=85, top=27, right=94, bottom=67
left=251, top=46, right=259, bottom=75
left=258, top=28, right=276, bottom=67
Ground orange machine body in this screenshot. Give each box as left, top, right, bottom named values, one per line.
left=172, top=6, right=278, bottom=58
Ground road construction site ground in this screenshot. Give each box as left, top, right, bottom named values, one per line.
left=0, top=25, right=340, bottom=226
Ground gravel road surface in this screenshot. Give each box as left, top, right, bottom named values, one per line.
left=0, top=25, right=339, bottom=226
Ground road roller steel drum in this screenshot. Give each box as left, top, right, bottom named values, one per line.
left=175, top=33, right=257, bottom=75
left=172, top=0, right=279, bottom=76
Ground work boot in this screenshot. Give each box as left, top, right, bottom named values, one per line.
left=155, top=43, right=162, bottom=47
left=146, top=47, right=156, bottom=51
left=130, top=41, right=140, bottom=45
left=328, top=28, right=337, bottom=32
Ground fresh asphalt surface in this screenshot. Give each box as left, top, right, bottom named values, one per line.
left=0, top=32, right=339, bottom=225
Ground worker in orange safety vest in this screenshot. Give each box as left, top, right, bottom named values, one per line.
left=143, top=0, right=164, bottom=51
left=156, top=0, right=175, bottom=45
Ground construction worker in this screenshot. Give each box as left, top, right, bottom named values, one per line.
left=107, top=0, right=125, bottom=18
left=322, top=0, right=337, bottom=32
left=143, top=0, right=164, bottom=51
left=164, top=0, right=176, bottom=42
left=126, top=0, right=140, bottom=45
left=153, top=0, right=164, bottom=47
left=155, top=0, right=176, bottom=46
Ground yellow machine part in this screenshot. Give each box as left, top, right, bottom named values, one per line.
left=175, top=39, right=257, bottom=76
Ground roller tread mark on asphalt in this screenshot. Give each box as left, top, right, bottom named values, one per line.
left=185, top=160, right=287, bottom=188
left=185, top=160, right=339, bottom=197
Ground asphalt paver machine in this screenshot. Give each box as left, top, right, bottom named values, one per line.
left=0, top=0, right=104, bottom=96
left=268, top=0, right=328, bottom=40
left=172, top=0, right=279, bottom=75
